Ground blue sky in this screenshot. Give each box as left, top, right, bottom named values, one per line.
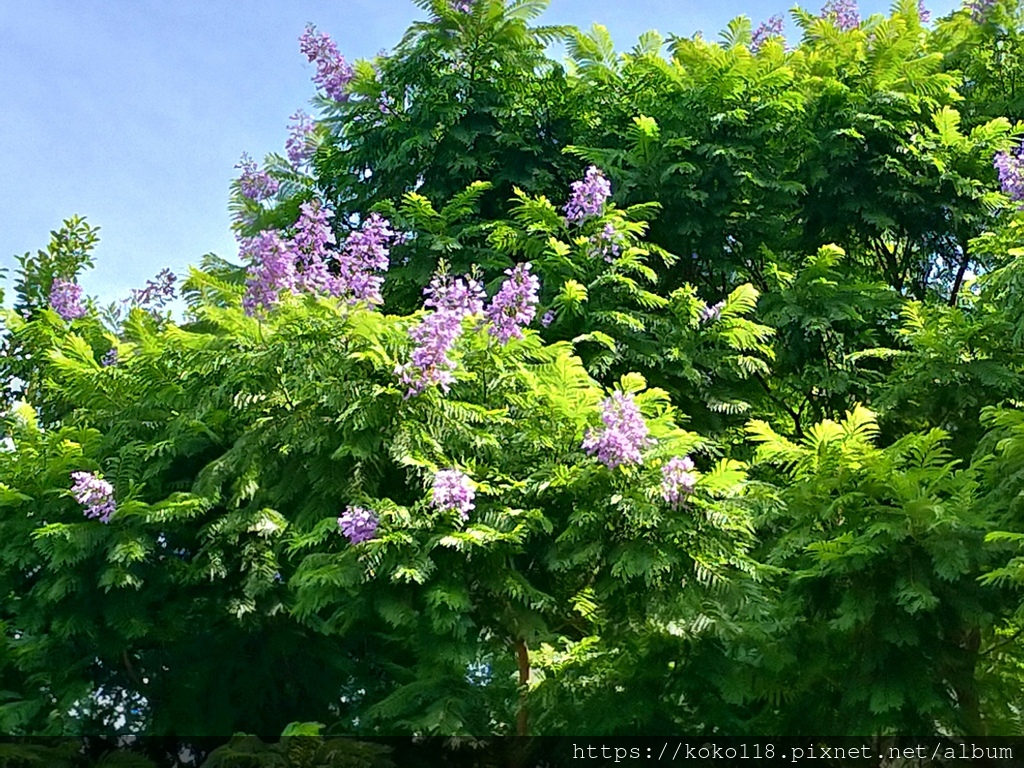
left=0, top=0, right=961, bottom=305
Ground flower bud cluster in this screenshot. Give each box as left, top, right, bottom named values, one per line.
left=49, top=278, right=86, bottom=321
left=397, top=274, right=485, bottom=397
left=582, top=392, right=653, bottom=469
left=564, top=166, right=612, bottom=224
left=286, top=110, right=316, bottom=167
left=821, top=0, right=860, bottom=29
left=751, top=15, right=784, bottom=53
left=431, top=469, right=475, bottom=520
left=661, top=456, right=697, bottom=507
left=995, top=143, right=1024, bottom=205
left=700, top=300, right=725, bottom=324
left=236, top=153, right=279, bottom=201
left=486, top=263, right=540, bottom=344
left=338, top=505, right=379, bottom=544
left=299, top=24, right=354, bottom=101
left=71, top=471, right=116, bottom=523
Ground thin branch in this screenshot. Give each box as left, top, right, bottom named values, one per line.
left=981, top=627, right=1024, bottom=657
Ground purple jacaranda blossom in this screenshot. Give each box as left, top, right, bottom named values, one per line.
left=101, top=348, right=118, bottom=367
left=486, top=263, right=540, bottom=344
left=286, top=110, right=316, bottom=166
left=995, top=143, right=1024, bottom=207
left=131, top=268, right=176, bottom=310
left=822, top=0, right=860, bottom=29
left=918, top=0, right=931, bottom=22
left=241, top=231, right=297, bottom=316
left=430, top=469, right=475, bottom=520
left=396, top=273, right=485, bottom=397
left=71, top=471, right=116, bottom=523
left=751, top=14, right=784, bottom=52
left=541, top=310, right=555, bottom=327
left=335, top=213, right=397, bottom=305
left=338, top=506, right=378, bottom=544
left=564, top=166, right=612, bottom=224
left=582, top=391, right=653, bottom=469
left=588, top=222, right=624, bottom=262
left=965, top=0, right=996, bottom=21
left=452, top=0, right=474, bottom=11
left=661, top=456, right=697, bottom=508
left=236, top=153, right=279, bottom=201
left=291, top=199, right=338, bottom=295
left=49, top=278, right=86, bottom=321
left=299, top=23, right=353, bottom=101
left=699, top=300, right=726, bottom=324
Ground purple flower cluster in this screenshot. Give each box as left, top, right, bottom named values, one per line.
left=995, top=144, right=1024, bottom=206
left=661, top=456, right=697, bottom=508
left=49, top=278, right=86, bottom=321
left=918, top=0, right=931, bottom=22
left=286, top=110, right=316, bottom=166
left=486, top=263, right=541, bottom=344
left=236, top=153, right=279, bottom=201
left=71, top=471, right=116, bottom=523
left=751, top=14, right=785, bottom=52
left=338, top=505, right=379, bottom=544
left=588, top=222, right=624, bottom=263
left=564, top=166, right=612, bottom=225
left=397, top=274, right=485, bottom=397
left=242, top=231, right=297, bottom=316
left=582, top=391, right=653, bottom=469
left=291, top=199, right=338, bottom=295
left=336, top=213, right=397, bottom=306
left=821, top=0, right=860, bottom=30
left=131, top=268, right=176, bottom=310
left=541, top=310, right=555, bottom=327
left=965, top=0, right=996, bottom=21
left=451, top=0, right=474, bottom=11
left=101, top=348, right=118, bottom=367
left=431, top=469, right=475, bottom=520
left=299, top=23, right=353, bottom=101
left=699, top=300, right=726, bottom=324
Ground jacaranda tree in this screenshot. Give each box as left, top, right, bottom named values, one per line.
left=7, top=0, right=1024, bottom=744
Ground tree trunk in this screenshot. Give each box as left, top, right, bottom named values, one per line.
left=514, top=638, right=530, bottom=737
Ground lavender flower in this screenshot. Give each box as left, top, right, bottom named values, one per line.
left=430, top=469, right=475, bottom=520
left=101, top=348, right=118, bottom=367
left=486, top=263, right=541, bottom=344
left=71, top=471, right=116, bottom=523
left=131, top=268, right=176, bottom=310
left=821, top=0, right=860, bottom=30
left=299, top=23, right=353, bottom=101
left=452, top=0, right=474, bottom=11
left=918, top=0, right=931, bottom=22
left=49, top=278, right=85, bottom=321
left=396, top=274, right=485, bottom=397
left=241, top=231, right=297, bottom=316
left=661, top=456, right=697, bottom=507
left=699, top=300, right=726, bottom=324
left=541, top=310, right=555, bottom=327
left=582, top=391, right=653, bottom=469
left=564, top=166, right=612, bottom=224
left=995, top=144, right=1024, bottom=206
left=338, top=505, right=378, bottom=544
left=335, top=212, right=397, bottom=305
left=751, top=14, right=784, bottom=52
left=236, top=153, right=279, bottom=201
left=588, top=222, right=624, bottom=262
left=286, top=110, right=316, bottom=166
